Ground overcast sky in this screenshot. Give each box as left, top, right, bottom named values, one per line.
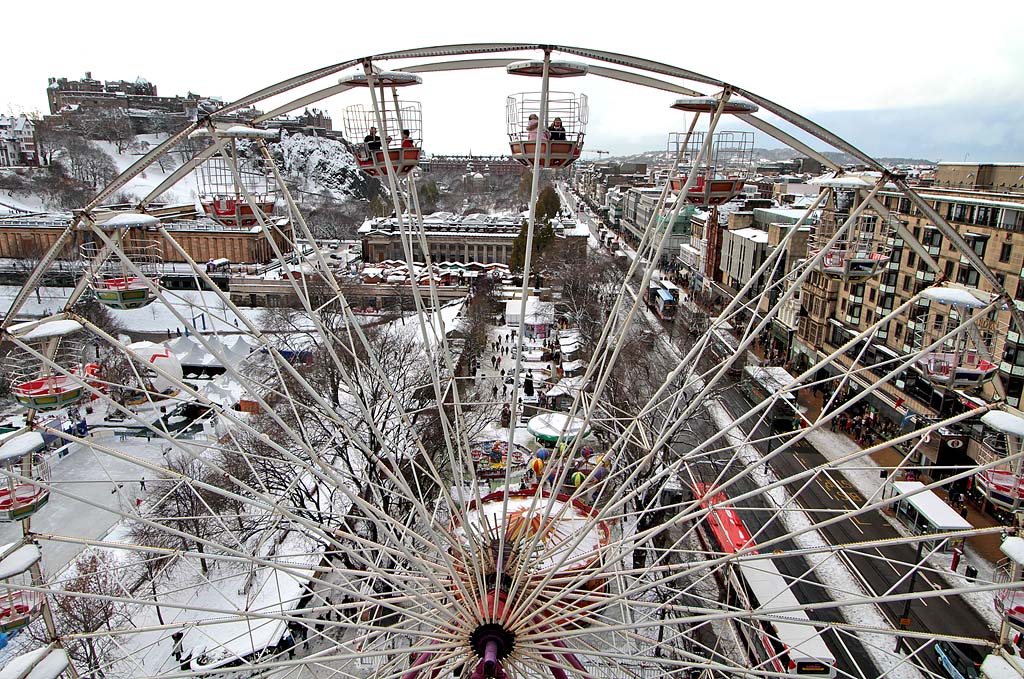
left=5, top=0, right=1024, bottom=160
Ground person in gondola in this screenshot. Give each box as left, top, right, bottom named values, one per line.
left=526, top=114, right=549, bottom=142
left=364, top=127, right=390, bottom=152
left=548, top=117, right=567, bottom=141
left=400, top=129, right=415, bottom=149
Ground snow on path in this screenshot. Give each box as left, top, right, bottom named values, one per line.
left=804, top=425, right=1003, bottom=633
left=624, top=263, right=923, bottom=677
left=0, top=434, right=171, bottom=576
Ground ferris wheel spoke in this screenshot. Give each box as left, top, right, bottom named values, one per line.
left=7, top=43, right=1018, bottom=679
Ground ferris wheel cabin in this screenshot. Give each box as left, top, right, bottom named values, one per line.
left=340, top=70, right=424, bottom=177
left=85, top=212, right=162, bottom=310
left=667, top=99, right=758, bottom=207
left=506, top=60, right=588, bottom=169
left=7, top=319, right=98, bottom=411
left=193, top=126, right=280, bottom=228
left=808, top=174, right=896, bottom=281
left=913, top=286, right=1001, bottom=389
left=0, top=432, right=50, bottom=522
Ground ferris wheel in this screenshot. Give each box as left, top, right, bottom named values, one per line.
left=0, top=43, right=1021, bottom=679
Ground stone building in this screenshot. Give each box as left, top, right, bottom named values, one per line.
left=0, top=115, right=40, bottom=166
left=359, top=213, right=587, bottom=265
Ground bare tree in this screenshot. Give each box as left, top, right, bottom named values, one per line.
left=141, top=454, right=260, bottom=574
left=31, top=551, right=132, bottom=679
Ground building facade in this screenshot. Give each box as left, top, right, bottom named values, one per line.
left=791, top=168, right=1024, bottom=418
left=0, top=115, right=39, bottom=166
left=0, top=212, right=293, bottom=265
left=359, top=213, right=587, bottom=265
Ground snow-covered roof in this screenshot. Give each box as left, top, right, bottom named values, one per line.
left=0, top=431, right=45, bottom=462
left=1001, top=536, right=1024, bottom=566
left=546, top=376, right=584, bottom=398
left=728, top=227, right=769, bottom=244
left=0, top=541, right=41, bottom=578
left=920, top=285, right=992, bottom=308
left=0, top=646, right=70, bottom=679
left=980, top=654, right=1024, bottom=679
left=982, top=411, right=1024, bottom=437
left=506, top=297, right=554, bottom=325
left=809, top=171, right=897, bottom=190
left=527, top=412, right=590, bottom=443
left=9, top=318, right=82, bottom=341
left=891, top=481, right=972, bottom=530
left=223, top=125, right=280, bottom=140
left=99, top=212, right=160, bottom=230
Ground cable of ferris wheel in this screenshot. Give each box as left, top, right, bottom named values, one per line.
left=141, top=220, right=492, bottom=616
left=14, top=334, right=462, bottom=587
left=354, top=71, right=494, bottom=606
left=499, top=123, right=794, bottom=585
left=500, top=97, right=727, bottom=634
left=0, top=437, right=465, bottom=624
left=635, top=182, right=890, bottom=473
left=614, top=285, right=962, bottom=537
left=506, top=413, right=1013, bottom=628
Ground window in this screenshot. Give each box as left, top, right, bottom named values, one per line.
left=869, top=288, right=876, bottom=303
left=971, top=235, right=988, bottom=257
left=902, top=276, right=911, bottom=292
left=944, top=260, right=955, bottom=277
left=1001, top=242, right=1013, bottom=263
left=956, top=265, right=980, bottom=287
left=907, top=251, right=916, bottom=267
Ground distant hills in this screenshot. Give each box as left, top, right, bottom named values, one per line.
left=606, top=147, right=936, bottom=168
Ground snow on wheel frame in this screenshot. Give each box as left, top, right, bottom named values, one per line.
left=0, top=43, right=1019, bottom=679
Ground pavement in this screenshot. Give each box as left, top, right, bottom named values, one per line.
left=742, top=332, right=1008, bottom=570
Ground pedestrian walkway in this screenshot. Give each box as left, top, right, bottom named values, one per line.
left=794, top=384, right=1005, bottom=566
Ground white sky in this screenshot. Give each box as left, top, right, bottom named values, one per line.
left=5, top=0, right=1024, bottom=158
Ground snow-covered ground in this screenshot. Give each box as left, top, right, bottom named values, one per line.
left=0, top=432, right=172, bottom=573
left=804, top=424, right=1003, bottom=632
left=0, top=285, right=258, bottom=334
left=711, top=400, right=925, bottom=679
left=91, top=136, right=202, bottom=206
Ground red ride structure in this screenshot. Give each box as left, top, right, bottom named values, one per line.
left=691, top=483, right=837, bottom=677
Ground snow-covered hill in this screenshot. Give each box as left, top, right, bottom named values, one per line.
left=270, top=132, right=378, bottom=200
left=2, top=130, right=379, bottom=215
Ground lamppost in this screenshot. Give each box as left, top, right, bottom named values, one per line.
left=894, top=539, right=925, bottom=653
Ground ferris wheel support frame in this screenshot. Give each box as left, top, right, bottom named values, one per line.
left=359, top=61, right=471, bottom=491
left=9, top=42, right=1024, bottom=678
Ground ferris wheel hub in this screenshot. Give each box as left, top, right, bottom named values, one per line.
left=470, top=621, right=516, bottom=668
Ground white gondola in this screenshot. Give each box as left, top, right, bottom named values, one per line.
left=506, top=60, right=588, bottom=169
left=807, top=173, right=896, bottom=280
left=6, top=318, right=99, bottom=411
left=82, top=212, right=162, bottom=310
left=0, top=432, right=50, bottom=522
left=913, top=285, right=1000, bottom=389
left=341, top=70, right=423, bottom=177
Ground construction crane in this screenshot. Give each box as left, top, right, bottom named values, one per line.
left=583, top=150, right=610, bottom=158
